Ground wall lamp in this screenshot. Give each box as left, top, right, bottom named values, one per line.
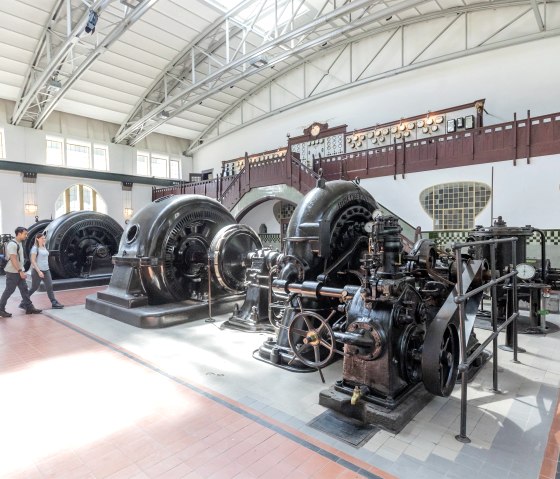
left=24, top=204, right=38, bottom=215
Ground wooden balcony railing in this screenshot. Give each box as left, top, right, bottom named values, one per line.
left=153, top=111, right=560, bottom=208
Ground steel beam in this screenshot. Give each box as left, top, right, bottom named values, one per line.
left=187, top=0, right=557, bottom=153
left=113, top=0, right=420, bottom=145
left=11, top=0, right=157, bottom=128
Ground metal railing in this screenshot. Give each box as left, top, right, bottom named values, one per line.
left=452, top=236, right=520, bottom=443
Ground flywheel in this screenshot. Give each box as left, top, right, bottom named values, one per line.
left=421, top=317, right=459, bottom=397
left=287, top=311, right=336, bottom=369
left=209, top=224, right=262, bottom=293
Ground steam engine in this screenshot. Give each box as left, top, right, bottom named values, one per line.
left=232, top=178, right=487, bottom=430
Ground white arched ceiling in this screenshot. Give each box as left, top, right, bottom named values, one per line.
left=0, top=0, right=558, bottom=150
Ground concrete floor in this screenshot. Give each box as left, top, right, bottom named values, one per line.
left=0, top=274, right=559, bottom=478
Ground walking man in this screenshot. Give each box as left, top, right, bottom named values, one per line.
left=0, top=227, right=42, bottom=317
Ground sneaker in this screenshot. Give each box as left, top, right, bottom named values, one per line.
left=0, top=309, right=12, bottom=318
left=51, top=301, right=64, bottom=309
left=25, top=307, right=42, bottom=315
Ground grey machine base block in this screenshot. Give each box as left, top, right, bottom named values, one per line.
left=319, top=383, right=434, bottom=434
left=85, top=293, right=244, bottom=329
left=37, top=274, right=112, bottom=292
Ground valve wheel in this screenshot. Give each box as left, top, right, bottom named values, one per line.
left=422, top=319, right=459, bottom=397
left=287, top=311, right=335, bottom=369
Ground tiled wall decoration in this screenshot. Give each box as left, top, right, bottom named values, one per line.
left=420, top=182, right=491, bottom=230
left=427, top=231, right=470, bottom=250
left=274, top=202, right=296, bottom=222
left=528, top=230, right=560, bottom=246
left=427, top=230, right=560, bottom=261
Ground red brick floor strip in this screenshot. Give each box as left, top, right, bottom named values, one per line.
left=539, top=390, right=560, bottom=479
left=0, top=288, right=398, bottom=479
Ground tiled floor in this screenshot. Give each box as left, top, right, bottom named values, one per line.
left=0, top=277, right=559, bottom=479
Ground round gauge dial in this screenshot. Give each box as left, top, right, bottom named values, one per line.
left=516, top=263, right=536, bottom=280
left=310, top=124, right=321, bottom=136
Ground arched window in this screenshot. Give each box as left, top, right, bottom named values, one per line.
left=54, top=184, right=107, bottom=218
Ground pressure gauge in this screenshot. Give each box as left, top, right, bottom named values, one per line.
left=364, top=221, right=374, bottom=233
left=516, top=263, right=536, bottom=280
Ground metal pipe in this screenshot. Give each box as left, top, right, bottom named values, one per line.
left=532, top=228, right=547, bottom=283
left=453, top=237, right=518, bottom=248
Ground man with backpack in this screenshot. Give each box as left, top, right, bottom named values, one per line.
left=0, top=227, right=42, bottom=317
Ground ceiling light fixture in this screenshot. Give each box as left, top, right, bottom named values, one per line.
left=120, top=0, right=140, bottom=8
left=85, top=10, right=99, bottom=34
left=250, top=54, right=269, bottom=68
left=47, top=78, right=62, bottom=92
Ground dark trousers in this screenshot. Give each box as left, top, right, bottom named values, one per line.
left=29, top=270, right=56, bottom=303
left=0, top=272, right=33, bottom=311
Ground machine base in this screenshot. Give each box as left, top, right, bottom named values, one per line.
left=85, top=294, right=244, bottom=328
left=319, top=382, right=434, bottom=434
left=36, top=275, right=112, bottom=292
left=475, top=312, right=559, bottom=335
left=253, top=337, right=317, bottom=372
left=222, top=314, right=275, bottom=333
left=460, top=349, right=492, bottom=383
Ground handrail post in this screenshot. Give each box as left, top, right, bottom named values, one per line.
left=512, top=241, right=520, bottom=363
left=490, top=241, right=500, bottom=393
left=454, top=248, right=470, bottom=444
left=526, top=109, right=531, bottom=164
left=245, top=152, right=250, bottom=190
left=513, top=112, right=517, bottom=166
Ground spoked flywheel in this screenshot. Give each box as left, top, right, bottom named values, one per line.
left=421, top=318, right=459, bottom=397
left=287, top=311, right=336, bottom=369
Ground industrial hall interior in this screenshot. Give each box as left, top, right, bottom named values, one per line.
left=1, top=0, right=560, bottom=478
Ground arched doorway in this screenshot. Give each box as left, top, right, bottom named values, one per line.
left=237, top=198, right=297, bottom=249
left=54, top=184, right=107, bottom=218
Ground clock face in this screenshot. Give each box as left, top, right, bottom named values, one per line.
left=516, top=263, right=536, bottom=280
left=310, top=124, right=321, bottom=136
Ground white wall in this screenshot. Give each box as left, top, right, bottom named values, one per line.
left=361, top=154, right=560, bottom=230
left=0, top=100, right=192, bottom=233
left=193, top=37, right=560, bottom=172
left=239, top=200, right=280, bottom=233
left=191, top=36, right=560, bottom=234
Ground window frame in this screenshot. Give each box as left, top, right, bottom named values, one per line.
left=150, top=153, right=169, bottom=179
left=0, top=128, right=5, bottom=159
left=66, top=138, right=91, bottom=169
left=46, top=135, right=65, bottom=166
left=93, top=144, right=109, bottom=171
left=137, top=151, right=150, bottom=176
left=169, top=158, right=181, bottom=179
